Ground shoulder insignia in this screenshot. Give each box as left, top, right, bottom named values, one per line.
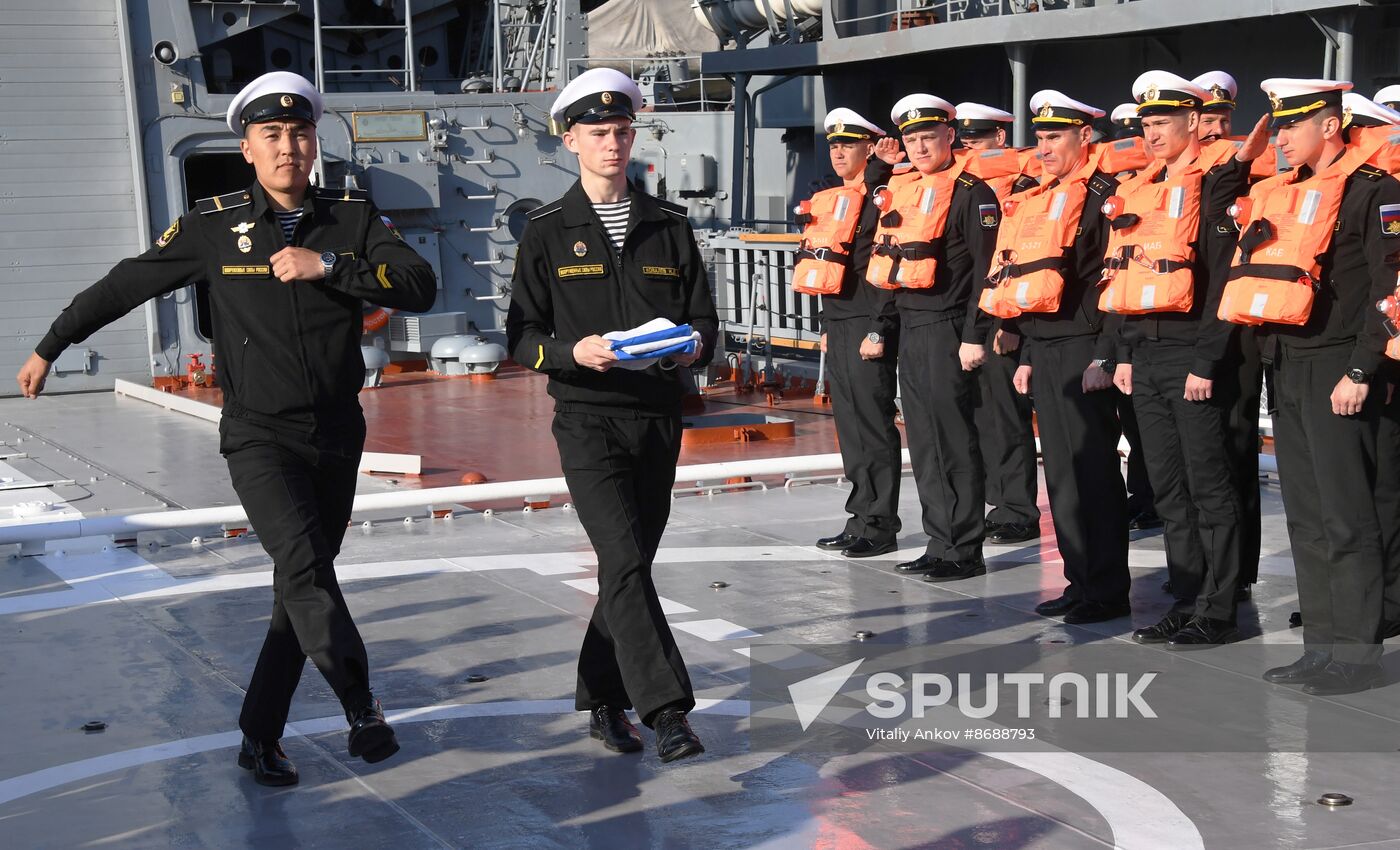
left=656, top=198, right=689, bottom=217
left=154, top=218, right=180, bottom=250
left=317, top=187, right=369, bottom=202
left=956, top=174, right=977, bottom=188
left=1356, top=164, right=1386, bottom=181
left=528, top=202, right=564, bottom=221
left=1379, top=204, right=1400, bottom=237
left=1088, top=175, right=1115, bottom=197
left=195, top=190, right=252, bottom=215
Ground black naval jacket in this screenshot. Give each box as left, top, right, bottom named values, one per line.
left=1110, top=155, right=1250, bottom=379
left=1258, top=159, right=1400, bottom=375
left=891, top=168, right=1000, bottom=346
left=505, top=181, right=720, bottom=415
left=37, top=182, right=436, bottom=422
left=817, top=157, right=897, bottom=339
left=1005, top=169, right=1121, bottom=365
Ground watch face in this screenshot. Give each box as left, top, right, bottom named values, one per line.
left=321, top=251, right=337, bottom=264
left=867, top=333, right=881, bottom=343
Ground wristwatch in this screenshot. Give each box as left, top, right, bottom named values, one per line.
left=1092, top=358, right=1116, bottom=374
left=1346, top=367, right=1371, bottom=385
left=320, top=250, right=337, bottom=278
left=867, top=332, right=884, bottom=344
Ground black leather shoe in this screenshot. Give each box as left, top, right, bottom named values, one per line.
left=1034, top=595, right=1079, bottom=616
left=1301, top=661, right=1384, bottom=695
left=1063, top=600, right=1131, bottom=625
left=1384, top=621, right=1400, bottom=640
left=1131, top=611, right=1193, bottom=644
left=988, top=522, right=1039, bottom=544
left=921, top=558, right=987, bottom=583
left=589, top=706, right=643, bottom=753
left=347, top=698, right=400, bottom=764
left=1166, top=616, right=1239, bottom=650
left=816, top=532, right=857, bottom=551
left=895, top=554, right=940, bottom=573
left=238, top=736, right=298, bottom=787
left=653, top=708, right=704, bottom=763
left=1160, top=580, right=1173, bottom=594
left=843, top=537, right=896, bottom=558
left=1262, top=650, right=1332, bottom=684
left=1129, top=511, right=1164, bottom=531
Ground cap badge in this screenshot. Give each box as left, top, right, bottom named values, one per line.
left=229, top=221, right=256, bottom=235
left=601, top=91, right=614, bottom=105
left=237, top=234, right=252, bottom=254
left=279, top=94, right=294, bottom=108
left=1038, top=104, right=1054, bottom=119
left=834, top=120, right=846, bottom=134
left=1211, top=84, right=1227, bottom=101
left=962, top=118, right=971, bottom=127
left=573, top=240, right=588, bottom=257
left=1268, top=91, right=1282, bottom=112
left=1144, top=85, right=1159, bottom=103
left=1343, top=106, right=1353, bottom=128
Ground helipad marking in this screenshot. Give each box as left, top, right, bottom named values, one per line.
left=0, top=698, right=1203, bottom=849
left=560, top=577, right=697, bottom=615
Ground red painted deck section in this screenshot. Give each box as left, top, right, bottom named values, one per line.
left=173, top=365, right=859, bottom=488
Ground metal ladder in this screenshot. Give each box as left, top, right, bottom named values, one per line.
left=311, top=0, right=417, bottom=92
left=491, top=0, right=560, bottom=92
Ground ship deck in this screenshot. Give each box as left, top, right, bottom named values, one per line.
left=0, top=375, right=1396, bottom=850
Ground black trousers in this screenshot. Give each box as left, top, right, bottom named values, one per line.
left=898, top=315, right=985, bottom=562
left=1131, top=344, right=1242, bottom=621
left=552, top=410, right=694, bottom=726
left=222, top=414, right=372, bottom=744
left=1117, top=394, right=1155, bottom=516
left=1030, top=336, right=1130, bottom=605
left=1220, top=328, right=1263, bottom=586
left=975, top=329, right=1040, bottom=526
left=1273, top=345, right=1385, bottom=664
left=826, top=318, right=902, bottom=543
left=1379, top=392, right=1400, bottom=628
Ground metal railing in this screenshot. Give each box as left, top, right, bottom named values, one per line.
left=564, top=57, right=735, bottom=113
left=830, top=0, right=1131, bottom=34
left=704, top=234, right=822, bottom=357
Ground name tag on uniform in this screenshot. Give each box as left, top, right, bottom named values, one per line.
left=557, top=264, right=605, bottom=279
left=222, top=265, right=271, bottom=276
left=642, top=266, right=680, bottom=279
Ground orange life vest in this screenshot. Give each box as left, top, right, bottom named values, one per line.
left=1379, top=272, right=1400, bottom=360
left=866, top=159, right=970, bottom=290
left=979, top=153, right=1104, bottom=318
left=1218, top=137, right=1385, bottom=326
left=1097, top=158, right=1205, bottom=315
left=1095, top=136, right=1151, bottom=175
left=1350, top=125, right=1400, bottom=176
left=791, top=184, right=867, bottom=296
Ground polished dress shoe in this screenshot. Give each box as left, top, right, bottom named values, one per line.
left=816, top=532, right=858, bottom=551
left=1166, top=616, right=1239, bottom=650
left=1034, top=595, right=1079, bottom=616
left=590, top=706, right=643, bottom=753
left=1128, top=510, right=1164, bottom=531
left=1063, top=600, right=1131, bottom=625
left=1131, top=611, right=1193, bottom=645
left=921, top=558, right=986, bottom=583
left=1301, top=661, right=1384, bottom=695
left=895, top=554, right=940, bottom=573
left=843, top=538, right=896, bottom=558
left=987, top=522, right=1039, bottom=544
left=653, top=708, right=704, bottom=763
left=238, top=736, right=298, bottom=787
left=347, top=698, right=400, bottom=764
left=1262, top=650, right=1332, bottom=684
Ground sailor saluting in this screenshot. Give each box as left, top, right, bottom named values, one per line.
left=15, top=70, right=437, bottom=786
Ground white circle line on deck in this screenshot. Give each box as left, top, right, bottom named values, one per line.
left=0, top=698, right=1201, bottom=850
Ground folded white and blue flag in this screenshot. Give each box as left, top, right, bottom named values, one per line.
left=603, top=318, right=701, bottom=370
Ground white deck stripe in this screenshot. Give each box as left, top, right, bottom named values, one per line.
left=672, top=618, right=762, bottom=641
left=0, top=698, right=1203, bottom=849
left=560, top=577, right=697, bottom=615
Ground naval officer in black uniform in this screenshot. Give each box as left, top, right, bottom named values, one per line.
left=1255, top=79, right=1400, bottom=694
left=505, top=68, right=716, bottom=763
left=808, top=107, right=902, bottom=559
left=16, top=71, right=437, bottom=785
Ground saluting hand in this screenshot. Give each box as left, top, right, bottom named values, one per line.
left=573, top=335, right=619, bottom=372
left=959, top=343, right=986, bottom=372
left=270, top=246, right=326, bottom=283
left=873, top=137, right=906, bottom=165
left=15, top=353, right=50, bottom=399
left=1235, top=115, right=1272, bottom=163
